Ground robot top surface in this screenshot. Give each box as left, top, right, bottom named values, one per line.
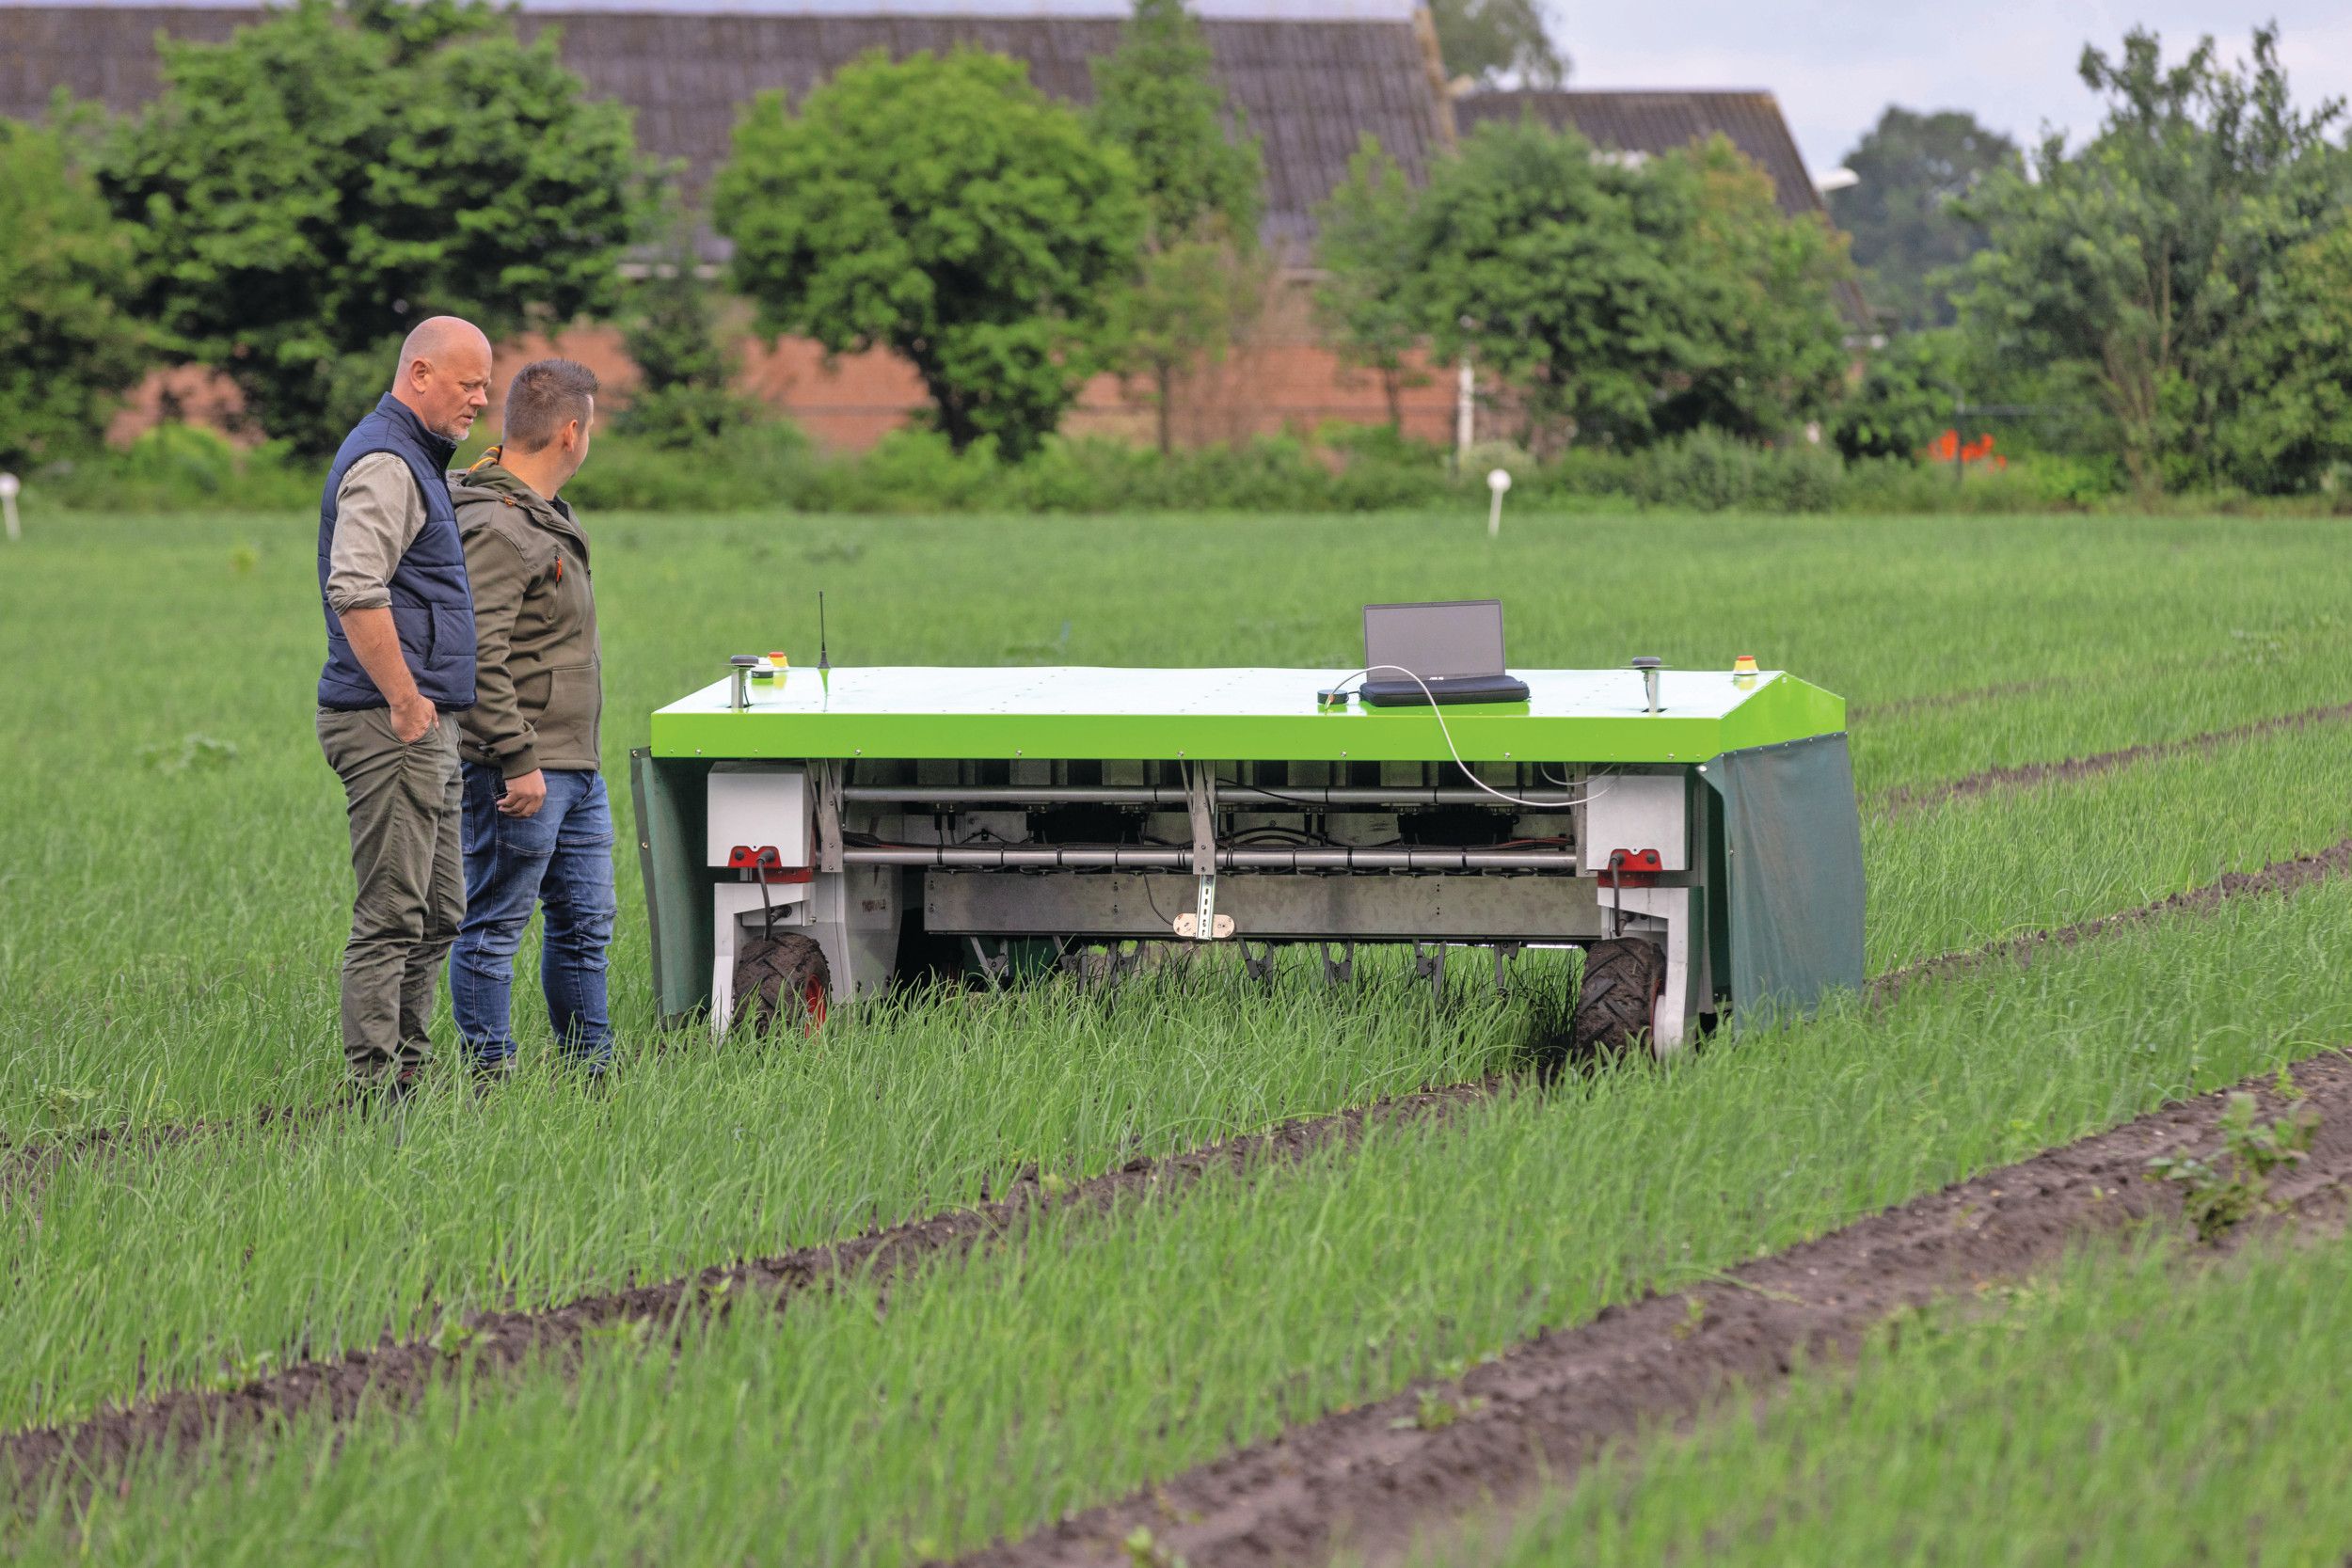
left=650, top=666, right=1846, bottom=765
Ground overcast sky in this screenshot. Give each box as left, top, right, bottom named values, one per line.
left=1549, top=2, right=2352, bottom=179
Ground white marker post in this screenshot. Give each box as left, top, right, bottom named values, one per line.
left=1486, top=467, right=1511, bottom=539
left=0, top=473, right=20, bottom=544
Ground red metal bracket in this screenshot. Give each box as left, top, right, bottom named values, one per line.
left=1599, top=848, right=1662, bottom=889
left=728, top=846, right=814, bottom=884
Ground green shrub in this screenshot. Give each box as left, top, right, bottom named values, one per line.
left=32, top=423, right=315, bottom=512
left=30, top=414, right=2169, bottom=517
left=563, top=420, right=819, bottom=513
left=123, top=422, right=240, bottom=495
left=1831, top=330, right=1962, bottom=462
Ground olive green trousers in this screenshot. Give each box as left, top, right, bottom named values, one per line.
left=317, top=706, right=464, bottom=1081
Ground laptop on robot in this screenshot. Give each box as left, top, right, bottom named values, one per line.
left=1358, top=599, right=1533, bottom=706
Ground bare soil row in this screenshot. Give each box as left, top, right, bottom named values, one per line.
left=11, top=702, right=2329, bottom=1188
left=8, top=832, right=2350, bottom=1504
left=1873, top=697, right=2352, bottom=815
left=0, top=1100, right=324, bottom=1216
left=962, top=1052, right=2352, bottom=1568
left=0, top=1082, right=1495, bottom=1496
left=1866, top=833, right=2352, bottom=1006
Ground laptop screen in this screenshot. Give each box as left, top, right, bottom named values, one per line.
left=1363, top=599, right=1507, bottom=681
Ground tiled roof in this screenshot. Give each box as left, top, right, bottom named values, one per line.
left=1454, top=88, right=1824, bottom=218
left=0, top=0, right=1453, bottom=261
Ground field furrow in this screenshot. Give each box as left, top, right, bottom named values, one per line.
left=1873, top=696, right=2352, bottom=816
left=0, top=1081, right=1495, bottom=1497
left=5, top=829, right=2342, bottom=1452
left=10, top=695, right=2337, bottom=1171
left=963, top=1054, right=2352, bottom=1568
left=14, top=873, right=2352, bottom=1561
left=0, top=969, right=1541, bottom=1431
left=1867, top=832, right=2352, bottom=1006
left=9, top=513, right=2352, bottom=1562
left=1860, top=716, right=2351, bottom=970
left=1426, top=1188, right=2352, bottom=1563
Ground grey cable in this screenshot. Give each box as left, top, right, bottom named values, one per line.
left=1325, top=666, right=1614, bottom=812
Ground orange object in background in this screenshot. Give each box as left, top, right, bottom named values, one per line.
left=1922, top=430, right=2010, bottom=469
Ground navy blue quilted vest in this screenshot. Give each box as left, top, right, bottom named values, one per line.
left=316, top=395, right=476, bottom=710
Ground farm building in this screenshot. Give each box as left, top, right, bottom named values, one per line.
left=1455, top=88, right=1827, bottom=220
left=2, top=0, right=1851, bottom=446
left=0, top=0, right=1457, bottom=264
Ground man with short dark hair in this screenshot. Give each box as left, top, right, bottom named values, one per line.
left=317, top=315, right=493, bottom=1100
left=446, top=357, right=615, bottom=1079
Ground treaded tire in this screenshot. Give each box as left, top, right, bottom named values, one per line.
left=733, top=933, right=831, bottom=1037
left=1537, top=937, right=1665, bottom=1074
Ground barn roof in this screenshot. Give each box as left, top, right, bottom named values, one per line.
left=0, top=0, right=1455, bottom=261
left=1455, top=88, right=1823, bottom=220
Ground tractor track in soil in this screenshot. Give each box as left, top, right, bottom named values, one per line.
left=11, top=701, right=2336, bottom=1200
left=8, top=832, right=2352, bottom=1497
left=1865, top=834, right=2352, bottom=1007
left=1873, top=698, right=2352, bottom=816
left=1851, top=675, right=2062, bottom=722
left=0, top=1080, right=1502, bottom=1498
left=956, top=1053, right=2352, bottom=1568
left=0, top=1101, right=323, bottom=1213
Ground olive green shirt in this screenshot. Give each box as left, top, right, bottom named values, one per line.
left=448, top=454, right=603, bottom=779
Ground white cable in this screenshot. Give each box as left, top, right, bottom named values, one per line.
left=1324, top=666, right=1615, bottom=812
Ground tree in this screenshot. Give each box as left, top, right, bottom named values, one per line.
left=99, top=0, right=646, bottom=453
left=0, top=115, right=146, bottom=471
left=1312, top=135, right=1428, bottom=432
left=1427, top=0, right=1566, bottom=88
left=1954, top=27, right=2347, bottom=492
left=1407, top=119, right=1674, bottom=449
left=1827, top=107, right=2020, bottom=329
left=2212, top=218, right=2352, bottom=491
left=715, top=50, right=1145, bottom=460
left=1829, top=330, right=1963, bottom=461
left=1647, top=138, right=1856, bottom=442
left=1109, top=237, right=1270, bottom=450
left=618, top=205, right=760, bottom=451
left=1408, top=119, right=1852, bottom=451
left=1089, top=0, right=1262, bottom=248
left=1089, top=0, right=1267, bottom=452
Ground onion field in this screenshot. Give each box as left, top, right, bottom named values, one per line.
left=3, top=506, right=2349, bottom=1564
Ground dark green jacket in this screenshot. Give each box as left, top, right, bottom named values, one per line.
left=449, top=452, right=602, bottom=777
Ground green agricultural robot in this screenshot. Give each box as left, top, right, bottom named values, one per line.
left=631, top=633, right=1865, bottom=1062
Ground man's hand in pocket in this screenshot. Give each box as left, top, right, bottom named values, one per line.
left=500, top=768, right=548, bottom=817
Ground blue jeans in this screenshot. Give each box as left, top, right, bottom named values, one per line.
left=450, top=765, right=617, bottom=1069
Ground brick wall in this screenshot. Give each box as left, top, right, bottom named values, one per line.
left=114, top=325, right=1466, bottom=454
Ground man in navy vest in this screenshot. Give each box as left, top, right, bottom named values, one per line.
left=315, top=316, right=493, bottom=1100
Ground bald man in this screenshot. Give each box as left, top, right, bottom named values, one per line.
left=314, top=317, right=493, bottom=1101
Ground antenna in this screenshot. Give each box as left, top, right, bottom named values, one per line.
left=818, top=591, right=830, bottom=675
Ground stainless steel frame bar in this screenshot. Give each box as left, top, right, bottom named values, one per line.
left=922, top=869, right=1612, bottom=942
left=844, top=846, right=1581, bottom=872
left=837, top=785, right=1582, bottom=808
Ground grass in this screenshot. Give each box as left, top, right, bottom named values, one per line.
left=6, top=509, right=2347, bottom=1134
left=1420, top=1224, right=2352, bottom=1566
left=1860, top=716, right=2352, bottom=971
left=14, top=874, right=2352, bottom=1561
left=5, top=506, right=2348, bottom=1558
left=0, top=960, right=1542, bottom=1429
left=0, top=705, right=2333, bottom=1430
